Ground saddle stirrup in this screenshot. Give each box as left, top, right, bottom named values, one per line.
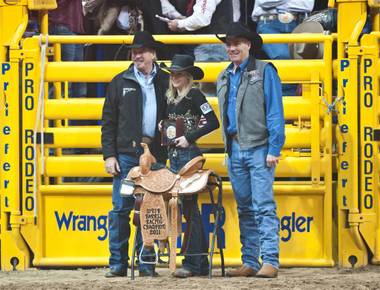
left=139, top=244, right=159, bottom=265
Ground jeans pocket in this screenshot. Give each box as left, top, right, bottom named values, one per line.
left=118, top=154, right=138, bottom=178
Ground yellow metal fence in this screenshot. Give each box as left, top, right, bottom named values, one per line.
left=0, top=33, right=336, bottom=269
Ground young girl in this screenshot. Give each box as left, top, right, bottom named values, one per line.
left=160, top=54, right=219, bottom=278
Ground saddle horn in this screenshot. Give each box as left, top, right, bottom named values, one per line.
left=139, top=143, right=157, bottom=175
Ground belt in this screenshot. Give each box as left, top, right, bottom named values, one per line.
left=253, top=12, right=302, bottom=23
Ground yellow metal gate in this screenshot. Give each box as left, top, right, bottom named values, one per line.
left=1, top=31, right=335, bottom=269
left=3, top=0, right=380, bottom=271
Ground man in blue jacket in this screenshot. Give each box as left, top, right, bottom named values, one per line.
left=101, top=31, right=168, bottom=278
left=217, top=22, right=285, bottom=278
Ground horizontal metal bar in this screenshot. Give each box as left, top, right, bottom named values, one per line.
left=41, top=33, right=334, bottom=45
left=221, top=257, right=334, bottom=267
left=44, top=60, right=326, bottom=82
left=33, top=257, right=334, bottom=267
left=40, top=182, right=325, bottom=196
left=33, top=257, right=109, bottom=267
left=40, top=184, right=111, bottom=195
left=45, top=98, right=103, bottom=120
left=44, top=97, right=313, bottom=120
left=44, top=154, right=326, bottom=178
left=44, top=125, right=322, bottom=149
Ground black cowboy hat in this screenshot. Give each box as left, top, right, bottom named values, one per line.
left=216, top=21, right=263, bottom=52
left=160, top=54, right=204, bottom=80
left=128, top=31, right=163, bottom=50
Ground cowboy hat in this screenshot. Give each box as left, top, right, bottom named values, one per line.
left=216, top=22, right=263, bottom=52
left=128, top=31, right=163, bottom=50
left=160, top=54, right=204, bottom=80
left=289, top=21, right=324, bottom=59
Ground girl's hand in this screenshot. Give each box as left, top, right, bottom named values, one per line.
left=158, top=120, right=163, bottom=132
left=175, top=136, right=189, bottom=148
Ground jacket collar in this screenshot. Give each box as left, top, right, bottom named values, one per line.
left=246, top=55, right=257, bottom=71
left=226, top=57, right=249, bottom=74
left=221, top=55, right=257, bottom=81
left=122, top=62, right=161, bottom=82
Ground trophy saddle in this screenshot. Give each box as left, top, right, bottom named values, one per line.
left=126, top=143, right=215, bottom=272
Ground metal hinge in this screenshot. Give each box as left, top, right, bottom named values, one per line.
left=9, top=215, right=28, bottom=225
left=348, top=212, right=377, bottom=224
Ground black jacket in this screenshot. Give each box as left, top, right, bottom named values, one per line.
left=101, top=63, right=169, bottom=163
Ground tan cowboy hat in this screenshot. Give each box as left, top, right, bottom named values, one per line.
left=289, top=21, right=324, bottom=59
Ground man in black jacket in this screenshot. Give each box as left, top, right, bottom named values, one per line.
left=101, top=31, right=169, bottom=278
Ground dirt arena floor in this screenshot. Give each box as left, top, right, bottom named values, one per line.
left=1, top=266, right=380, bottom=290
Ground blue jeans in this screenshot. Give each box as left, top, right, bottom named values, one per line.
left=227, top=140, right=279, bottom=270
left=49, top=24, right=86, bottom=97
left=257, top=19, right=298, bottom=96
left=169, top=145, right=209, bottom=274
left=108, top=154, right=154, bottom=272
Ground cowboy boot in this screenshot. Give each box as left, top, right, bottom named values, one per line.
left=256, top=264, right=278, bottom=278
left=226, top=265, right=257, bottom=277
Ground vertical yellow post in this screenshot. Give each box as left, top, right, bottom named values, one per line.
left=358, top=34, right=380, bottom=264
left=16, top=37, right=43, bottom=263
left=335, top=0, right=369, bottom=267
left=323, top=37, right=334, bottom=265
left=310, top=72, right=321, bottom=185
left=0, top=2, right=31, bottom=270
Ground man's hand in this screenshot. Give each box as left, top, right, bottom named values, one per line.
left=175, top=136, right=189, bottom=148
left=105, top=157, right=120, bottom=175
left=168, top=19, right=182, bottom=32
left=266, top=154, right=279, bottom=168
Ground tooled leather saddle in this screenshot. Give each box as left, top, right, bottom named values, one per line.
left=124, top=143, right=215, bottom=272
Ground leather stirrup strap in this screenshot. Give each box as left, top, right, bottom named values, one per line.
left=180, top=198, right=193, bottom=255
left=133, top=195, right=143, bottom=227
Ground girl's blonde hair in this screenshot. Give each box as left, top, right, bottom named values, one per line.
left=166, top=72, right=194, bottom=105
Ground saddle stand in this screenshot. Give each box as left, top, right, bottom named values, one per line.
left=125, top=143, right=225, bottom=279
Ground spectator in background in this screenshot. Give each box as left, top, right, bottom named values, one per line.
left=83, top=0, right=143, bottom=36
left=251, top=0, right=315, bottom=96
left=159, top=0, right=241, bottom=95
left=83, top=0, right=143, bottom=61
left=160, top=0, right=240, bottom=59
left=49, top=0, right=86, bottom=98
left=83, top=0, right=144, bottom=101
left=140, top=0, right=169, bottom=35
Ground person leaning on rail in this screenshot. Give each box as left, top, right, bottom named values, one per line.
left=216, top=22, right=285, bottom=278
left=251, top=0, right=315, bottom=96
left=159, top=0, right=239, bottom=59
left=159, top=54, right=220, bottom=278
left=101, top=31, right=169, bottom=278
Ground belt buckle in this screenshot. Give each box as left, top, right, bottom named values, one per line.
left=278, top=12, right=295, bottom=24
